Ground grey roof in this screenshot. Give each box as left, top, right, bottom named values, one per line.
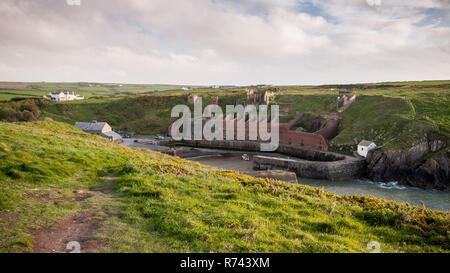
left=102, top=131, right=122, bottom=140
left=74, top=121, right=108, bottom=132
left=358, top=140, right=375, bottom=147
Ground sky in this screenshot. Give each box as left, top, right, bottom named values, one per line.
left=0, top=0, right=449, bottom=85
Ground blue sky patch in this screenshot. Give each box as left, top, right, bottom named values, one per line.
left=414, top=8, right=450, bottom=27
left=295, top=1, right=339, bottom=24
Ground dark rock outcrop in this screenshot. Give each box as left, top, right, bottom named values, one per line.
left=404, top=149, right=449, bottom=191
left=365, top=134, right=449, bottom=191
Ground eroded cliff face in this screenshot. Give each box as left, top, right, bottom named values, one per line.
left=405, top=150, right=450, bottom=191
left=365, top=135, right=449, bottom=191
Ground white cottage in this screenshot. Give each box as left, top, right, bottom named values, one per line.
left=357, top=140, right=377, bottom=157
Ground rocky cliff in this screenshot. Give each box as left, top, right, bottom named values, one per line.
left=365, top=133, right=449, bottom=191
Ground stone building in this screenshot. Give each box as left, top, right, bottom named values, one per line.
left=75, top=120, right=123, bottom=144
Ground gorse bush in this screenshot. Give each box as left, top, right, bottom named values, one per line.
left=0, top=98, right=50, bottom=122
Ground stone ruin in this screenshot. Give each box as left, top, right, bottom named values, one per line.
left=337, top=94, right=356, bottom=112
left=244, top=89, right=275, bottom=105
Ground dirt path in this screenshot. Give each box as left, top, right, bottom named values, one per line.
left=31, top=211, right=103, bottom=253
left=31, top=176, right=119, bottom=253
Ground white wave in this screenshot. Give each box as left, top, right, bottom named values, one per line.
left=378, top=181, right=406, bottom=190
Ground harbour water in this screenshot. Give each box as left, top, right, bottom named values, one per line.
left=298, top=178, right=450, bottom=211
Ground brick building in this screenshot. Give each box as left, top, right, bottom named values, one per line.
left=169, top=117, right=328, bottom=151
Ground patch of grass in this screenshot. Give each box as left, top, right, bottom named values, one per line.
left=332, top=95, right=428, bottom=148
left=274, top=94, right=337, bottom=123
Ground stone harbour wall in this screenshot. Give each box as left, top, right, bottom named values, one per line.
left=158, top=139, right=343, bottom=161
left=253, top=155, right=365, bottom=181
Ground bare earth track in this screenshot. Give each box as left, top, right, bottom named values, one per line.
left=30, top=176, right=118, bottom=253
left=31, top=211, right=103, bottom=253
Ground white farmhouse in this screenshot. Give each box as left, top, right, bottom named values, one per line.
left=357, top=140, right=377, bottom=157
left=46, top=91, right=84, bottom=101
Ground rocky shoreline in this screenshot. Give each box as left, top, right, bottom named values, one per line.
left=365, top=135, right=449, bottom=191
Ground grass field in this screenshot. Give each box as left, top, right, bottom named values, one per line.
left=0, top=90, right=49, bottom=101
left=0, top=121, right=448, bottom=253
left=0, top=81, right=212, bottom=101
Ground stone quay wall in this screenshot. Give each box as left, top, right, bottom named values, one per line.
left=253, top=155, right=365, bottom=181
left=158, top=139, right=345, bottom=162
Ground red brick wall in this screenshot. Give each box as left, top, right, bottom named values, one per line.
left=222, top=121, right=328, bottom=150
left=279, top=124, right=328, bottom=150
left=169, top=119, right=328, bottom=151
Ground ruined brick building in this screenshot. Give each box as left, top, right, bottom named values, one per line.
left=173, top=93, right=329, bottom=150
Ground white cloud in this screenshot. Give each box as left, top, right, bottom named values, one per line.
left=0, top=0, right=448, bottom=84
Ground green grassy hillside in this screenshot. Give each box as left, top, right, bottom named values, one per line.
left=0, top=121, right=448, bottom=253
left=274, top=84, right=450, bottom=149
left=2, top=81, right=449, bottom=151
left=41, top=95, right=187, bottom=135
left=40, top=93, right=247, bottom=135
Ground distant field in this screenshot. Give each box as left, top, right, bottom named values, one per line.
left=0, top=82, right=30, bottom=89
left=31, top=82, right=190, bottom=94
left=0, top=90, right=47, bottom=101
left=0, top=81, right=211, bottom=101
left=374, top=80, right=450, bottom=86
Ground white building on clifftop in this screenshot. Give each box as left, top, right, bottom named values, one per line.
left=357, top=140, right=377, bottom=157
